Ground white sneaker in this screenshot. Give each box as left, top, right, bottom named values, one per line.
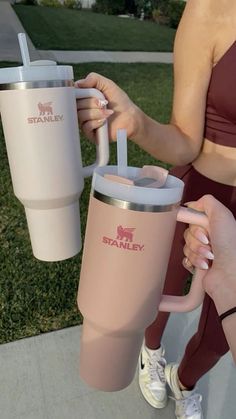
left=138, top=342, right=167, bottom=408
left=165, top=363, right=203, bottom=419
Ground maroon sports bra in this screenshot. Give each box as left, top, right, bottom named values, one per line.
left=204, top=40, right=236, bottom=147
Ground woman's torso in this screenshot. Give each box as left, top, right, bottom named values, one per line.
left=193, top=29, right=236, bottom=186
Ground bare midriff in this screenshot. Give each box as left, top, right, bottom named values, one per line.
left=192, top=138, right=236, bottom=186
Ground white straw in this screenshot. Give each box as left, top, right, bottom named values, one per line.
left=18, top=33, right=31, bottom=66
left=117, top=129, right=128, bottom=177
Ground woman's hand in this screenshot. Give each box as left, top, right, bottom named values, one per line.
left=76, top=72, right=142, bottom=143
left=183, top=222, right=213, bottom=272
left=183, top=195, right=236, bottom=313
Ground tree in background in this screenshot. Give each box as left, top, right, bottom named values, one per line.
left=92, top=0, right=126, bottom=14
left=125, top=0, right=136, bottom=14
left=134, top=0, right=159, bottom=18
left=92, top=0, right=186, bottom=27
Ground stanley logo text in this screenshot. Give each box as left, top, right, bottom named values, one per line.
left=27, top=102, right=63, bottom=124
left=102, top=225, right=144, bottom=252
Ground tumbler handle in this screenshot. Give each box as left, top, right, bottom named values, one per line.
left=159, top=206, right=209, bottom=313
left=75, top=88, right=109, bottom=177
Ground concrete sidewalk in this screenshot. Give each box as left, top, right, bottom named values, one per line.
left=0, top=0, right=33, bottom=62
left=0, top=1, right=54, bottom=62
left=40, top=50, right=173, bottom=64
left=0, top=308, right=235, bottom=419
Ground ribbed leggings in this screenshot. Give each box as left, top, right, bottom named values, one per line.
left=145, top=165, right=236, bottom=389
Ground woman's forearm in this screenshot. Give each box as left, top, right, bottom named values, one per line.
left=131, top=107, right=200, bottom=166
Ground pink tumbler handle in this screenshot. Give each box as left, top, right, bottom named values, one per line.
left=75, top=88, right=109, bottom=177
left=159, top=206, right=209, bottom=313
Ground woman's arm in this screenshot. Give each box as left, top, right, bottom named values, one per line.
left=77, top=0, right=215, bottom=165
left=183, top=195, right=236, bottom=362
left=133, top=0, right=215, bottom=165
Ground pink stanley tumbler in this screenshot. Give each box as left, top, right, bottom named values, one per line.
left=77, top=165, right=209, bottom=391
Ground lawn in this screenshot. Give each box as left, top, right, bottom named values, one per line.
left=0, top=62, right=173, bottom=344
left=13, top=5, right=175, bottom=51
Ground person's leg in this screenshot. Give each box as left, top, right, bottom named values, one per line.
left=145, top=220, right=189, bottom=349
left=139, top=166, right=193, bottom=408
left=141, top=166, right=235, bottom=413
left=145, top=164, right=194, bottom=350
left=164, top=295, right=229, bottom=419
left=173, top=168, right=236, bottom=388
left=178, top=294, right=229, bottom=389
left=140, top=199, right=191, bottom=409
left=146, top=165, right=236, bottom=353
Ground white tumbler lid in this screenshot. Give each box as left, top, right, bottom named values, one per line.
left=0, top=33, right=74, bottom=84
left=92, top=166, right=184, bottom=206
left=25, top=203, right=81, bottom=262
left=0, top=63, right=74, bottom=84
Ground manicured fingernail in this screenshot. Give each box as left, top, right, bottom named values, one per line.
left=199, top=248, right=214, bottom=260
left=195, top=231, right=209, bottom=245
left=184, top=201, right=195, bottom=206
left=199, top=261, right=209, bottom=270
left=205, top=251, right=214, bottom=260
left=103, top=109, right=114, bottom=117
left=75, top=79, right=86, bottom=85
left=97, top=99, right=108, bottom=108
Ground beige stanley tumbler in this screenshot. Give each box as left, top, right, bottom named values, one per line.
left=77, top=165, right=209, bottom=392
left=0, top=34, right=109, bottom=261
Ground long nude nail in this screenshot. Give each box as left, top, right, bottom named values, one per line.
left=103, top=109, right=114, bottom=117
left=201, top=250, right=214, bottom=260
left=76, top=79, right=86, bottom=85
left=195, top=231, right=209, bottom=245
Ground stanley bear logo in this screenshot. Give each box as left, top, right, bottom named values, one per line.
left=116, top=226, right=135, bottom=242
left=102, top=225, right=144, bottom=252
left=27, top=101, right=63, bottom=124
left=38, top=102, right=53, bottom=116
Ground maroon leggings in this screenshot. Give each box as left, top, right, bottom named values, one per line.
left=145, top=165, right=236, bottom=389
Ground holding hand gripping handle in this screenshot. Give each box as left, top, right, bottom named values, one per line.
left=75, top=88, right=109, bottom=177
left=159, top=206, right=209, bottom=313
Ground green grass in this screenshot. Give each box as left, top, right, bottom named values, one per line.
left=0, top=62, right=173, bottom=344
left=13, top=5, right=175, bottom=51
